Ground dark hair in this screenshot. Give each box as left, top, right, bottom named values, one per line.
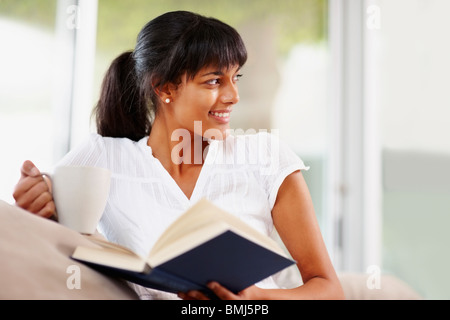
left=94, top=11, right=248, bottom=141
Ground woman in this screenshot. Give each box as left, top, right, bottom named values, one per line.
left=13, top=11, right=344, bottom=300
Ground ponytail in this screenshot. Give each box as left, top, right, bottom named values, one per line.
left=94, top=51, right=151, bottom=142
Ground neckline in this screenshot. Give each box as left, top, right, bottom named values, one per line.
left=139, top=137, right=218, bottom=205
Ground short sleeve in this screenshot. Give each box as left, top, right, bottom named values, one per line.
left=55, top=133, right=107, bottom=168
left=255, top=132, right=309, bottom=210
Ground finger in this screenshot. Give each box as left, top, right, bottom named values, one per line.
left=20, top=160, right=41, bottom=178
left=36, top=200, right=56, bottom=219
left=178, top=292, right=197, bottom=300
left=14, top=178, right=50, bottom=210
left=13, top=175, right=40, bottom=201
left=28, top=191, right=54, bottom=216
left=13, top=175, right=51, bottom=200
left=177, top=292, right=193, bottom=300
left=184, top=290, right=210, bottom=300
left=208, top=282, right=240, bottom=300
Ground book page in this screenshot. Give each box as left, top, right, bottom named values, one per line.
left=149, top=199, right=288, bottom=263
left=149, top=199, right=219, bottom=256
left=83, top=234, right=137, bottom=255
left=72, top=245, right=148, bottom=273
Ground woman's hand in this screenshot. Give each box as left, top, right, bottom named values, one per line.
left=178, top=282, right=263, bottom=300
left=12, top=160, right=56, bottom=218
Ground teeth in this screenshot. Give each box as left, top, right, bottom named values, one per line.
left=210, top=112, right=230, bottom=118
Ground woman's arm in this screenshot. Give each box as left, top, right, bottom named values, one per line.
left=261, top=170, right=344, bottom=299
left=179, top=170, right=344, bottom=300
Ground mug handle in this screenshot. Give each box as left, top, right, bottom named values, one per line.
left=40, top=172, right=57, bottom=221
left=40, top=172, right=53, bottom=193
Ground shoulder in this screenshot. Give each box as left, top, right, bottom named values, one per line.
left=229, top=131, right=298, bottom=164
left=86, top=134, right=150, bottom=157
left=218, top=131, right=295, bottom=161
left=224, top=131, right=278, bottom=154
left=229, top=130, right=276, bottom=143
left=71, top=133, right=145, bottom=155
left=211, top=131, right=275, bottom=166
left=97, top=134, right=147, bottom=148
left=57, top=134, right=149, bottom=167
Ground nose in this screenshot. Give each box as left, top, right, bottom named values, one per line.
left=221, top=82, right=240, bottom=105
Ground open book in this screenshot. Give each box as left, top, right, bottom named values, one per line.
left=71, top=198, right=295, bottom=298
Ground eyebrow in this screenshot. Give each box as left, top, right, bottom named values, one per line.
left=200, top=67, right=241, bottom=78
left=200, top=71, right=224, bottom=77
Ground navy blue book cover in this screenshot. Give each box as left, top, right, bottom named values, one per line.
left=74, top=230, right=295, bottom=296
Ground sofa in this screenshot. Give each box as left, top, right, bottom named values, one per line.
left=0, top=200, right=421, bottom=300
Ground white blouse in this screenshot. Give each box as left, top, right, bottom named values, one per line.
left=57, top=132, right=309, bottom=299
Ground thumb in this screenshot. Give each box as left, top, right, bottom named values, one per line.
left=21, top=160, right=41, bottom=178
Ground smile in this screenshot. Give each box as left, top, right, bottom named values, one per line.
left=208, top=110, right=231, bottom=124
left=209, top=111, right=230, bottom=118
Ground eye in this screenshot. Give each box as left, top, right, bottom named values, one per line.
left=206, top=78, right=220, bottom=85
left=233, top=74, right=243, bottom=82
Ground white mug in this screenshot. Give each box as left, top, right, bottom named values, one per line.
left=43, top=166, right=111, bottom=234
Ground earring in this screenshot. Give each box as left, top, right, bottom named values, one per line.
left=165, top=98, right=171, bottom=104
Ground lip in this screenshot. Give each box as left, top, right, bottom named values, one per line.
left=208, top=109, right=232, bottom=124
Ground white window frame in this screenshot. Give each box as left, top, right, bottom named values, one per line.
left=53, top=0, right=98, bottom=162
left=327, top=0, right=382, bottom=272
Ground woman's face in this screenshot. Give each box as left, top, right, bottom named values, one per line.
left=167, top=64, right=242, bottom=140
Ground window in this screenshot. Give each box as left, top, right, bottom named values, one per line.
left=0, top=0, right=58, bottom=203
left=377, top=0, right=450, bottom=299
left=331, top=0, right=450, bottom=299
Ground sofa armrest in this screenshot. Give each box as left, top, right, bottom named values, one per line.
left=0, top=200, right=138, bottom=300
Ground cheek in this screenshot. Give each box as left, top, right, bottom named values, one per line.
left=174, top=89, right=224, bottom=135
left=187, top=91, right=218, bottom=119
left=185, top=89, right=216, bottom=108
left=196, top=89, right=219, bottom=107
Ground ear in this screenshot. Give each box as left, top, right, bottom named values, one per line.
left=153, top=82, right=178, bottom=104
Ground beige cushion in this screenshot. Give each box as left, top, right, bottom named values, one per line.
left=0, top=200, right=138, bottom=300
